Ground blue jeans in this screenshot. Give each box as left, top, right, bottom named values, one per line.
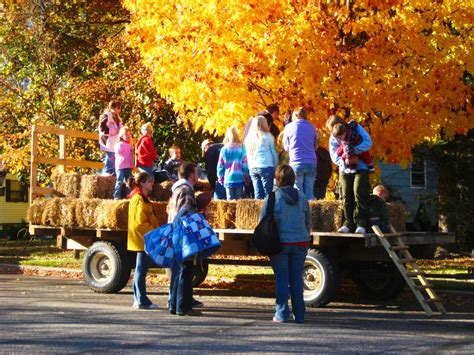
left=292, top=163, right=317, bottom=200
left=102, top=151, right=116, bottom=175
left=214, top=181, right=227, bottom=200
left=169, top=259, right=194, bottom=314
left=250, top=167, right=275, bottom=199
left=270, top=245, right=308, bottom=323
left=226, top=186, right=244, bottom=200
left=114, top=168, right=133, bottom=200
left=133, top=252, right=152, bottom=307
left=138, top=166, right=153, bottom=176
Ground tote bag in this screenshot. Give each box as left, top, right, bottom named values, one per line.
left=179, top=212, right=221, bottom=260
left=144, top=223, right=175, bottom=268
left=252, top=192, right=282, bottom=256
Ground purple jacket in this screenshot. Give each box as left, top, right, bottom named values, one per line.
left=283, top=119, right=317, bottom=165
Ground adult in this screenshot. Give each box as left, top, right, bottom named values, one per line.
left=201, top=139, right=226, bottom=200
left=168, top=163, right=200, bottom=316
left=326, top=115, right=372, bottom=234
left=314, top=146, right=332, bottom=200
left=128, top=172, right=159, bottom=309
left=135, top=122, right=158, bottom=176
left=98, top=99, right=123, bottom=175
left=283, top=107, right=318, bottom=200
left=217, top=126, right=250, bottom=200
left=260, top=165, right=311, bottom=323
left=244, top=115, right=278, bottom=199
left=266, top=103, right=281, bottom=140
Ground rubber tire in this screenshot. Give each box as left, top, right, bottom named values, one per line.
left=83, top=241, right=132, bottom=293
left=192, top=260, right=209, bottom=287
left=353, top=262, right=406, bottom=300
left=303, top=248, right=340, bottom=308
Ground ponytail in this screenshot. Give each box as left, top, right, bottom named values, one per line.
left=128, top=172, right=153, bottom=191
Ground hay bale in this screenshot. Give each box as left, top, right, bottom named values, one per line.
left=195, top=179, right=212, bottom=192
left=53, top=173, right=82, bottom=198
left=58, top=198, right=77, bottom=228
left=151, top=201, right=169, bottom=226
left=80, top=175, right=116, bottom=199
left=27, top=198, right=49, bottom=225
left=235, top=199, right=264, bottom=230
left=208, top=200, right=237, bottom=229
left=309, top=200, right=343, bottom=232
left=75, top=199, right=103, bottom=228
left=387, top=202, right=406, bottom=232
left=95, top=200, right=129, bottom=230
left=40, top=198, right=63, bottom=226
left=150, top=180, right=174, bottom=201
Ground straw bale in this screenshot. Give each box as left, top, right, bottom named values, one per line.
left=150, top=180, right=174, bottom=201
left=210, top=200, right=237, bottom=229
left=235, top=199, right=264, bottom=230
left=309, top=200, right=343, bottom=232
left=75, top=198, right=103, bottom=228
left=206, top=200, right=219, bottom=228
left=40, top=198, right=63, bottom=226
left=151, top=201, right=169, bottom=226
left=195, top=179, right=212, bottom=192
left=27, top=198, right=49, bottom=225
left=80, top=175, right=116, bottom=199
left=95, top=200, right=129, bottom=230
left=53, top=173, right=82, bottom=198
left=387, top=202, right=406, bottom=232
left=57, top=198, right=77, bottom=228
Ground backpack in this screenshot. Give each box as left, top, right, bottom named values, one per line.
left=251, top=192, right=282, bottom=256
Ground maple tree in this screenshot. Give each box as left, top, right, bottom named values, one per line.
left=123, top=0, right=473, bottom=164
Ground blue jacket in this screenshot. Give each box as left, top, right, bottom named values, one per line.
left=259, top=186, right=311, bottom=243
left=329, top=124, right=372, bottom=172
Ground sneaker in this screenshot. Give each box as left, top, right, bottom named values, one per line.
left=355, top=226, right=366, bottom=234
left=368, top=165, right=375, bottom=173
left=338, top=226, right=350, bottom=233
left=133, top=303, right=159, bottom=310
left=177, top=309, right=202, bottom=317
left=192, top=298, right=204, bottom=308
left=169, top=309, right=176, bottom=315
left=272, top=316, right=286, bottom=323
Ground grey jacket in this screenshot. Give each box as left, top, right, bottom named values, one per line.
left=167, top=179, right=197, bottom=222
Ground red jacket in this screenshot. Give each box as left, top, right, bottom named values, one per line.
left=135, top=135, right=158, bottom=168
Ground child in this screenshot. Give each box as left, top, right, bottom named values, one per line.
left=332, top=121, right=375, bottom=174
left=136, top=122, right=158, bottom=176
left=163, top=145, right=183, bottom=179
left=128, top=172, right=159, bottom=309
left=113, top=127, right=134, bottom=200
left=217, top=126, right=250, bottom=200
left=368, top=185, right=390, bottom=233
left=98, top=100, right=123, bottom=175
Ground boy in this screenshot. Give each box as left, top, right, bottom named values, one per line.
left=332, top=122, right=375, bottom=174
left=163, top=145, right=183, bottom=179
left=368, top=185, right=390, bottom=233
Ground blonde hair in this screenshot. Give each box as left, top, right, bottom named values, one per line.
left=292, top=107, right=307, bottom=120
left=118, top=126, right=130, bottom=141
left=168, top=145, right=180, bottom=154
left=141, top=122, right=153, bottom=135
left=326, top=115, right=346, bottom=132
left=373, top=185, right=389, bottom=199
left=223, top=126, right=241, bottom=145
left=245, top=116, right=271, bottom=158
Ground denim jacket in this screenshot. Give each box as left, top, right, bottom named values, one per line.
left=259, top=186, right=311, bottom=243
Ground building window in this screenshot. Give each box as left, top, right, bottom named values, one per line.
left=5, top=180, right=28, bottom=202
left=410, top=159, right=426, bottom=188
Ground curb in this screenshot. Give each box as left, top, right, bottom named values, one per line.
left=0, top=263, right=82, bottom=273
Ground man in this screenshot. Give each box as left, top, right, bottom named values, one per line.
left=266, top=103, right=281, bottom=140
left=314, top=146, right=332, bottom=199
left=168, top=163, right=202, bottom=316
left=201, top=139, right=226, bottom=200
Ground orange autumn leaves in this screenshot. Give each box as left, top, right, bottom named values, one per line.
left=123, top=0, right=473, bottom=165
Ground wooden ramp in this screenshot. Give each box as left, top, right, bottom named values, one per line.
left=371, top=225, right=446, bottom=317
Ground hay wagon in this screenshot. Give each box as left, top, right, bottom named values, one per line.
left=27, top=125, right=455, bottom=307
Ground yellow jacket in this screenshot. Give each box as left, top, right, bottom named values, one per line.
left=128, top=193, right=158, bottom=251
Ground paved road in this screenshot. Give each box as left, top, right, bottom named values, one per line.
left=0, top=274, right=473, bottom=353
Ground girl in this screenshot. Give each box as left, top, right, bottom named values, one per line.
left=260, top=165, right=311, bottom=323
left=217, top=126, right=250, bottom=200
left=244, top=115, right=278, bottom=199
left=128, top=172, right=159, bottom=309
left=135, top=122, right=158, bottom=176
left=99, top=99, right=123, bottom=175
left=114, top=126, right=134, bottom=200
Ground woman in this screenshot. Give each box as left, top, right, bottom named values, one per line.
left=259, top=165, right=311, bottom=323
left=326, top=115, right=372, bottom=234
left=217, top=126, right=250, bottom=200
left=98, top=99, right=123, bottom=175
left=128, top=172, right=159, bottom=309
left=244, top=115, right=278, bottom=199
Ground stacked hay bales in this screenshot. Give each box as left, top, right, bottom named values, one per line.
left=309, top=200, right=344, bottom=232
left=95, top=200, right=129, bottom=230
left=80, top=175, right=116, bottom=199
left=75, top=199, right=103, bottom=228
left=235, top=199, right=264, bottom=230
left=387, top=202, right=406, bottom=232
left=207, top=200, right=237, bottom=229
left=53, top=173, right=82, bottom=198
left=151, top=201, right=169, bottom=226
left=27, top=198, right=49, bottom=225
left=150, top=180, right=174, bottom=201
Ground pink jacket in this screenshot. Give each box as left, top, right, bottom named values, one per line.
left=115, top=140, right=134, bottom=170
